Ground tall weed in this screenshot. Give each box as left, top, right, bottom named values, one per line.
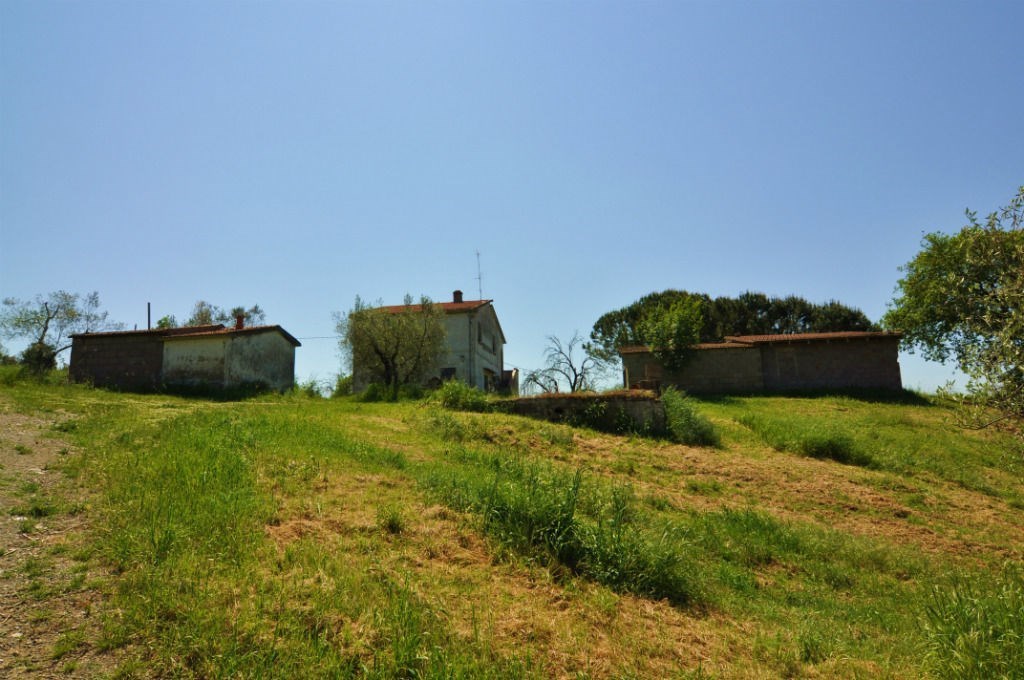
left=663, top=388, right=720, bottom=447
left=420, top=454, right=705, bottom=607
left=922, top=564, right=1024, bottom=679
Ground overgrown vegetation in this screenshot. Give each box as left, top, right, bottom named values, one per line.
left=2, top=371, right=1021, bottom=677
left=923, top=565, right=1024, bottom=679
left=885, top=185, right=1024, bottom=437
left=420, top=451, right=706, bottom=607
left=662, top=387, right=720, bottom=446
left=434, top=379, right=493, bottom=412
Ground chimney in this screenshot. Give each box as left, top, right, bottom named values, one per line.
left=453, top=290, right=463, bottom=303
left=235, top=314, right=245, bottom=330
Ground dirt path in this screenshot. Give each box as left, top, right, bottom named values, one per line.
left=0, top=410, right=114, bottom=678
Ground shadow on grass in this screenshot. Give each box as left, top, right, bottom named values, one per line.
left=694, top=388, right=933, bottom=407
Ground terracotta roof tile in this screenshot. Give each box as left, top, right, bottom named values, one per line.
left=723, top=331, right=900, bottom=344
left=168, top=325, right=301, bottom=346
left=376, top=300, right=492, bottom=314
left=618, top=331, right=900, bottom=355
left=71, top=324, right=226, bottom=339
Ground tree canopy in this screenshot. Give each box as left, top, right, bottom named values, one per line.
left=884, top=186, right=1023, bottom=430
left=0, top=291, right=120, bottom=364
left=587, top=290, right=876, bottom=362
left=184, top=301, right=266, bottom=327
left=335, top=295, right=447, bottom=399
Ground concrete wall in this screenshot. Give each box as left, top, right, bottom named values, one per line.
left=623, top=347, right=765, bottom=394
left=224, top=332, right=296, bottom=391
left=69, top=334, right=164, bottom=390
left=163, top=336, right=227, bottom=387
left=623, top=337, right=902, bottom=395
left=670, top=347, right=764, bottom=394
left=760, top=336, right=902, bottom=391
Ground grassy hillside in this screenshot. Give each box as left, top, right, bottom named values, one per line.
left=1, top=374, right=1022, bottom=678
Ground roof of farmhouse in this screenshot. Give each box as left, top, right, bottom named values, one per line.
left=71, top=324, right=301, bottom=346
left=618, top=331, right=902, bottom=354
left=377, top=300, right=493, bottom=315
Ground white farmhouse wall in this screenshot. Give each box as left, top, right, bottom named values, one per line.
left=163, top=336, right=227, bottom=387
left=435, top=305, right=504, bottom=390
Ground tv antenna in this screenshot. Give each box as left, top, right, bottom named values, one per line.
left=475, top=250, right=484, bottom=300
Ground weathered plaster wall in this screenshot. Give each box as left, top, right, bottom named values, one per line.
left=224, top=333, right=296, bottom=391
left=69, top=334, right=164, bottom=390
left=435, top=306, right=504, bottom=390
left=163, top=337, right=227, bottom=387
left=507, top=394, right=665, bottom=433
left=438, top=314, right=472, bottom=385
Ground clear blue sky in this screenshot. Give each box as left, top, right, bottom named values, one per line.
left=2, top=0, right=1021, bottom=391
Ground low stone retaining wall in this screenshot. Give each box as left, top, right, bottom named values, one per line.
left=506, top=392, right=666, bottom=435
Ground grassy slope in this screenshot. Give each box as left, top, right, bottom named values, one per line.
left=2, top=377, right=1022, bottom=678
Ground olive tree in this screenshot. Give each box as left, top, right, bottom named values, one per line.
left=184, top=301, right=265, bottom=327
left=0, top=291, right=120, bottom=366
left=884, top=186, right=1024, bottom=432
left=335, top=295, right=446, bottom=399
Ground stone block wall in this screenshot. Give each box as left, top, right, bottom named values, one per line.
left=622, top=335, right=902, bottom=395
left=760, top=336, right=902, bottom=391
left=69, top=334, right=164, bottom=390
left=668, top=346, right=764, bottom=394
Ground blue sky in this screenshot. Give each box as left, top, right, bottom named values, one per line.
left=2, top=0, right=1021, bottom=391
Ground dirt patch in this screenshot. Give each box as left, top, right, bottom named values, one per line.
left=0, top=410, right=116, bottom=678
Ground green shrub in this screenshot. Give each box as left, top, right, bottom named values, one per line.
left=295, top=378, right=323, bottom=398
left=922, top=564, right=1024, bottom=679
left=332, top=374, right=353, bottom=397
left=662, top=388, right=720, bottom=447
left=436, top=380, right=491, bottom=412
left=20, top=342, right=57, bottom=374
left=0, top=364, right=25, bottom=386
left=359, top=382, right=390, bottom=402
left=397, top=382, right=424, bottom=400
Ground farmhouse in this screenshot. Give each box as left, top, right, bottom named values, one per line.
left=620, top=331, right=902, bottom=394
left=354, top=290, right=515, bottom=392
left=69, top=319, right=301, bottom=392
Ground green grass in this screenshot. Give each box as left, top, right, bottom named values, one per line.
left=2, top=374, right=1021, bottom=677
left=419, top=450, right=707, bottom=607
left=706, top=393, right=1022, bottom=501
left=922, top=565, right=1024, bottom=679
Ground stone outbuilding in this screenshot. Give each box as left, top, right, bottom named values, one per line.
left=620, top=331, right=902, bottom=394
left=69, top=320, right=300, bottom=392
